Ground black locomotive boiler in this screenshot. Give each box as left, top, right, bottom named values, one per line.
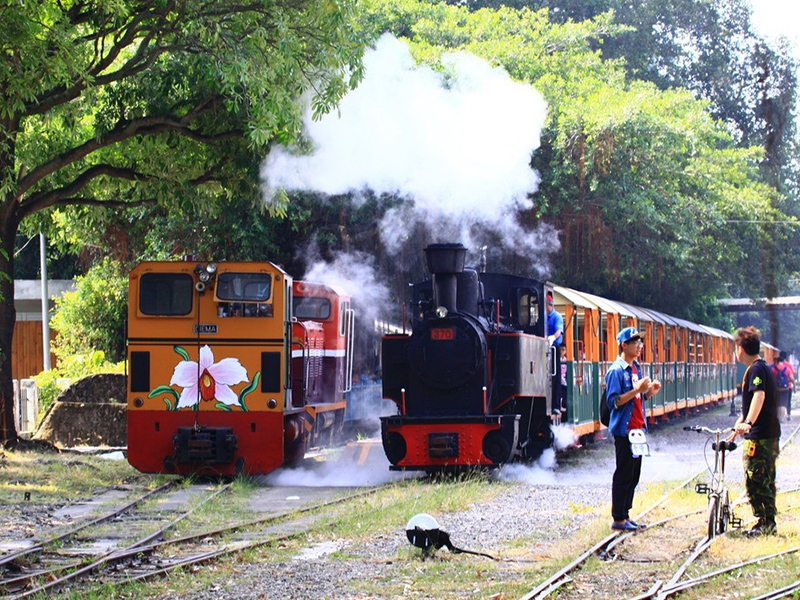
left=381, top=243, right=556, bottom=472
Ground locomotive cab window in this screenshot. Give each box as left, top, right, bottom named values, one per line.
left=139, top=273, right=194, bottom=315
left=215, top=273, right=272, bottom=317
left=294, top=297, right=332, bottom=320
left=517, top=290, right=540, bottom=329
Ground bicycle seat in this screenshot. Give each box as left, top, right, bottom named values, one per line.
left=712, top=440, right=737, bottom=452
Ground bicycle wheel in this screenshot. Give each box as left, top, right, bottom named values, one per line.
left=718, top=490, right=731, bottom=534
left=706, top=495, right=719, bottom=539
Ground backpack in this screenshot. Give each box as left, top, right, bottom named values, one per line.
left=600, top=389, right=610, bottom=427
left=775, top=364, right=790, bottom=389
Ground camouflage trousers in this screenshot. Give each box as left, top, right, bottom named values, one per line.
left=742, top=438, right=780, bottom=525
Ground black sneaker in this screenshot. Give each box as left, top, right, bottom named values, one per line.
left=746, top=523, right=777, bottom=536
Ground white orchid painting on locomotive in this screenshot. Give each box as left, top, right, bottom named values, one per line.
left=124, top=244, right=767, bottom=477
left=126, top=260, right=354, bottom=476
left=378, top=242, right=766, bottom=473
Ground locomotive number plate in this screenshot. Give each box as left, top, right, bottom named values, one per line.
left=193, top=324, right=218, bottom=334
left=431, top=327, right=455, bottom=341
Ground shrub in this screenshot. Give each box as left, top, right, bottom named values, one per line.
left=50, top=258, right=128, bottom=363
left=33, top=351, right=124, bottom=419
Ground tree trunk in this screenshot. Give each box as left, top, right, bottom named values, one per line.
left=757, top=52, right=786, bottom=349
left=0, top=206, right=19, bottom=446
left=1, top=111, right=20, bottom=446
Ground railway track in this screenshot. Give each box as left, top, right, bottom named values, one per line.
left=0, top=478, right=383, bottom=599
left=518, top=420, right=800, bottom=600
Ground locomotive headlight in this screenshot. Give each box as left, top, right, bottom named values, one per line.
left=198, top=270, right=211, bottom=283
left=206, top=262, right=217, bottom=275
left=435, top=306, right=448, bottom=318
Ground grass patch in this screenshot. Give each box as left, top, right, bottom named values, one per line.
left=322, top=473, right=510, bottom=543
left=0, top=448, right=145, bottom=505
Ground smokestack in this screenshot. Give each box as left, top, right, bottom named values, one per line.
left=424, top=243, right=466, bottom=312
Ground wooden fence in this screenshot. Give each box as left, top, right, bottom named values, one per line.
left=12, top=320, right=57, bottom=380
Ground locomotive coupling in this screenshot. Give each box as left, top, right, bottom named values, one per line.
left=172, top=426, right=238, bottom=465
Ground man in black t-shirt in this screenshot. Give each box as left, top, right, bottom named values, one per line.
left=729, top=326, right=781, bottom=535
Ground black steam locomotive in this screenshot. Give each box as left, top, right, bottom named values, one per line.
left=381, top=243, right=556, bottom=471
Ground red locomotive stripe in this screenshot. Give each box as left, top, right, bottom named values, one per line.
left=387, top=422, right=500, bottom=467
left=127, top=410, right=284, bottom=476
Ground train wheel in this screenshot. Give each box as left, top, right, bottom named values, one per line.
left=521, top=429, right=554, bottom=462
left=332, top=411, right=345, bottom=444
left=522, top=444, right=543, bottom=461
left=483, top=430, right=512, bottom=464
left=383, top=431, right=407, bottom=465
left=284, top=436, right=307, bottom=467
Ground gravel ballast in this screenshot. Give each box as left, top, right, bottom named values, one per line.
left=154, top=402, right=800, bottom=600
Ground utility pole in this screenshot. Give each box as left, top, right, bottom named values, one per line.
left=40, top=233, right=51, bottom=372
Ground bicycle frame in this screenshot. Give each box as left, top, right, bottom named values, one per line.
left=685, top=425, right=743, bottom=539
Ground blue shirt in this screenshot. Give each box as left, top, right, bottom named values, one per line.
left=605, top=357, right=646, bottom=437
left=547, top=309, right=563, bottom=346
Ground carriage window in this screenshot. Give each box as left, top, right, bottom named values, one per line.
left=294, top=297, right=331, bottom=320
left=216, top=273, right=272, bottom=317
left=139, top=273, right=194, bottom=315
left=518, top=291, right=539, bottom=328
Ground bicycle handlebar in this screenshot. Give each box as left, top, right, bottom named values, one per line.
left=683, top=425, right=734, bottom=435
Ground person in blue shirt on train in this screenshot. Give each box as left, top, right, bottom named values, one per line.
left=546, top=293, right=564, bottom=415
left=606, top=327, right=662, bottom=532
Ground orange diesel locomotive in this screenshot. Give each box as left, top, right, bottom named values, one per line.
left=127, top=260, right=353, bottom=476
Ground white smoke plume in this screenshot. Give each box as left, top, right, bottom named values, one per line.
left=494, top=425, right=579, bottom=485
left=262, top=33, right=555, bottom=272
left=301, top=244, right=391, bottom=330
left=552, top=424, right=579, bottom=451
left=264, top=445, right=408, bottom=487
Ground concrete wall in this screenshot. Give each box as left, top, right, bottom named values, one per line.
left=12, top=379, right=41, bottom=435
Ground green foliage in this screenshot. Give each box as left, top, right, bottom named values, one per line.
left=0, top=0, right=367, bottom=267
left=33, top=351, right=124, bottom=419
left=353, top=0, right=793, bottom=318
left=358, top=0, right=627, bottom=93
left=50, top=259, right=128, bottom=362
left=0, top=0, right=369, bottom=442
left=495, top=0, right=800, bottom=311
left=543, top=78, right=784, bottom=311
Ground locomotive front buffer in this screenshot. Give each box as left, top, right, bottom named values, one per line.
left=382, top=414, right=520, bottom=471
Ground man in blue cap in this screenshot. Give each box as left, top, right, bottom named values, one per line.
left=606, top=326, right=662, bottom=531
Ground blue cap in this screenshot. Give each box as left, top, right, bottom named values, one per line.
left=617, top=327, right=643, bottom=344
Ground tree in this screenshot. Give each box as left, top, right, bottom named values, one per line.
left=451, top=0, right=800, bottom=312
left=543, top=81, right=781, bottom=315
left=355, top=0, right=787, bottom=321
left=0, top=0, right=366, bottom=445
